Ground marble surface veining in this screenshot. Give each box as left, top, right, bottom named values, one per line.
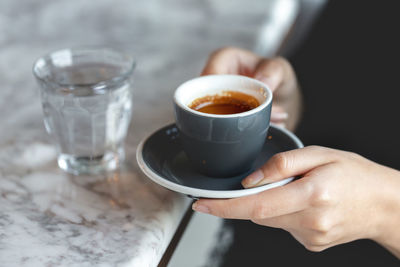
left=0, top=0, right=295, bottom=266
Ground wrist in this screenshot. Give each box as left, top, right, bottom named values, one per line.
left=372, top=166, right=400, bottom=258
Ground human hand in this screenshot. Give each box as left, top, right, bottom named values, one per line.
left=192, top=146, right=400, bottom=254
left=201, top=47, right=302, bottom=130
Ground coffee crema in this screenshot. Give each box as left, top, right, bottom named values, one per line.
left=188, top=91, right=260, bottom=115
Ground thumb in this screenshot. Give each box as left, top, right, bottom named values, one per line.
left=242, top=146, right=338, bottom=188
left=254, top=58, right=286, bottom=92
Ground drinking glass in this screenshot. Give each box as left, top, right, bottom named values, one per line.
left=33, top=47, right=135, bottom=174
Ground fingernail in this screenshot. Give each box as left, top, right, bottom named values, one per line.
left=242, top=169, right=264, bottom=187
left=271, top=112, right=289, bottom=121
left=192, top=202, right=210, bottom=214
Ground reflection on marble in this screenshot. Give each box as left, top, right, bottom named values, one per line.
left=0, top=0, right=295, bottom=266
left=0, top=141, right=188, bottom=267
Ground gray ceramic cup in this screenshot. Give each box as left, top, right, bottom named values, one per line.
left=173, top=74, right=273, bottom=177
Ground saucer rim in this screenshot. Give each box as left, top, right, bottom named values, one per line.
left=136, top=123, right=304, bottom=199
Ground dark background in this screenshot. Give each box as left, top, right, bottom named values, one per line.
left=221, top=1, right=400, bottom=266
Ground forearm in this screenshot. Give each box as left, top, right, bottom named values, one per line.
left=374, top=167, right=400, bottom=259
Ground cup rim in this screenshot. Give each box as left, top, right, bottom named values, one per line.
left=32, top=46, right=136, bottom=91
left=173, top=74, right=273, bottom=118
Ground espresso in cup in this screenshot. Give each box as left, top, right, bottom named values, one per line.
left=188, top=91, right=260, bottom=115
left=174, top=75, right=272, bottom=177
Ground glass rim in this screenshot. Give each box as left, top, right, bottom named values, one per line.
left=32, top=46, right=136, bottom=91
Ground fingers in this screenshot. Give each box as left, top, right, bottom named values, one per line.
left=253, top=57, right=288, bottom=91
left=201, top=47, right=260, bottom=76
left=271, top=105, right=288, bottom=126
left=252, top=211, right=303, bottom=229
left=242, top=146, right=339, bottom=188
left=253, top=211, right=345, bottom=252
left=201, top=47, right=293, bottom=128
left=192, top=178, right=310, bottom=220
left=289, top=229, right=340, bottom=252
left=201, top=48, right=288, bottom=92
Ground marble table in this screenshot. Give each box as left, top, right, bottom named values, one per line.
left=0, top=0, right=298, bottom=266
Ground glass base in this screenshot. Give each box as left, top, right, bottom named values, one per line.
left=57, top=149, right=124, bottom=175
